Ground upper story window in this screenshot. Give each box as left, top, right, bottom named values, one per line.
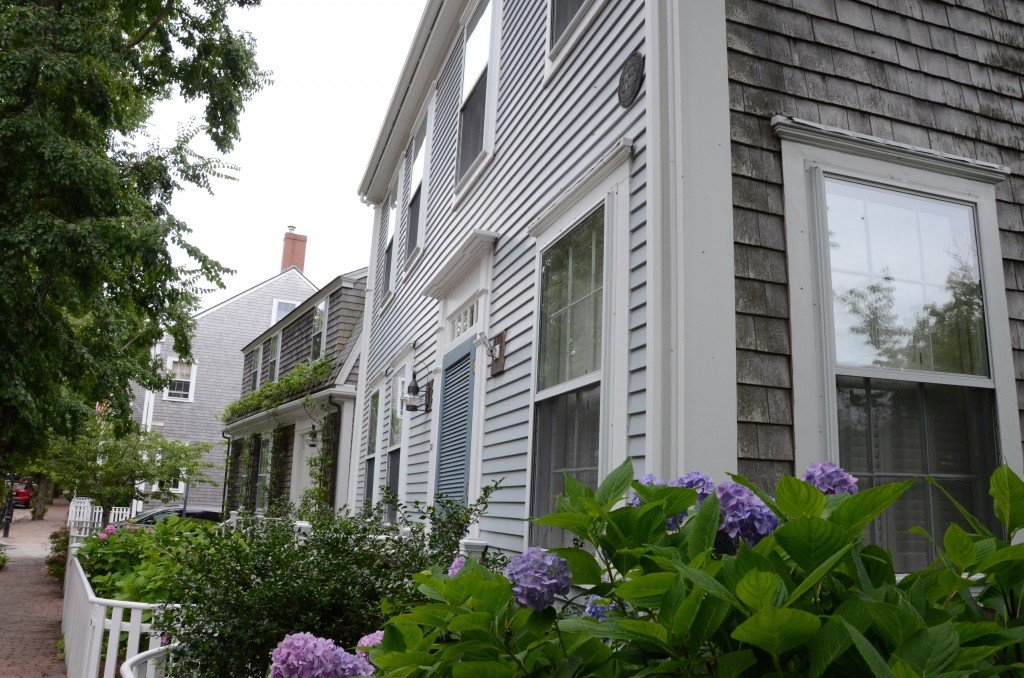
left=310, top=299, right=327, bottom=360
left=458, top=0, right=494, bottom=181
left=406, top=129, right=427, bottom=262
left=551, top=0, right=586, bottom=44
left=380, top=193, right=398, bottom=299
left=165, top=359, right=196, bottom=401
left=268, top=334, right=281, bottom=382
left=272, top=299, right=297, bottom=324
left=248, top=346, right=262, bottom=392
left=776, top=118, right=1020, bottom=573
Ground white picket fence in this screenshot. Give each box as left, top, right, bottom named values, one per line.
left=62, top=552, right=167, bottom=678
left=67, top=498, right=136, bottom=546
left=119, top=644, right=173, bottom=678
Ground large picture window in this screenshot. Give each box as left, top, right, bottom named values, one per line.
left=531, top=206, right=605, bottom=546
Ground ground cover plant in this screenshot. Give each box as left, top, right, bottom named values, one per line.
left=368, top=462, right=1024, bottom=676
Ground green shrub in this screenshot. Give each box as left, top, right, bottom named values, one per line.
left=158, top=490, right=498, bottom=677
left=45, top=525, right=69, bottom=585
left=76, top=518, right=217, bottom=602
left=371, top=462, right=1024, bottom=676
left=0, top=544, right=7, bottom=571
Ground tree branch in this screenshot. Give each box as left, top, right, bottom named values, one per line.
left=126, top=0, right=174, bottom=51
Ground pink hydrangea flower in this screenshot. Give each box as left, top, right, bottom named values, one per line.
left=103, top=524, right=117, bottom=535
left=96, top=532, right=108, bottom=541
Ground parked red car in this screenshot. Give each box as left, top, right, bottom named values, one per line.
left=10, top=479, right=33, bottom=508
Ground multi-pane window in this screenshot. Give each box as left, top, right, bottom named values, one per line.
left=365, top=390, right=380, bottom=506
left=256, top=437, right=272, bottom=513
left=551, top=0, right=587, bottom=45
left=381, top=194, right=397, bottom=297
left=267, top=334, right=280, bottom=382
left=823, top=178, right=998, bottom=571
left=389, top=373, right=406, bottom=448
left=248, top=346, right=262, bottom=392
left=450, top=301, right=478, bottom=340
left=537, top=208, right=604, bottom=391
left=407, top=131, right=426, bottom=260
left=532, top=206, right=605, bottom=546
left=167, top=360, right=193, bottom=400
left=310, top=299, right=327, bottom=360
left=273, top=300, right=297, bottom=323
left=458, top=0, right=492, bottom=179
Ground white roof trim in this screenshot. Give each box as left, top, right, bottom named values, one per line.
left=194, top=267, right=317, bottom=320
left=335, top=330, right=363, bottom=387
left=528, top=138, right=634, bottom=238
left=421, top=229, right=498, bottom=299
left=222, top=385, right=356, bottom=436
left=771, top=115, right=1010, bottom=185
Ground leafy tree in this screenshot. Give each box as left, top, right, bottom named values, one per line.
left=30, top=414, right=212, bottom=511
left=0, top=0, right=268, bottom=467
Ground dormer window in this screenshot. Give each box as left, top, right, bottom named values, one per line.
left=458, top=0, right=493, bottom=180
left=311, top=299, right=327, bottom=360
left=248, top=346, right=262, bottom=392
left=268, top=334, right=280, bottom=381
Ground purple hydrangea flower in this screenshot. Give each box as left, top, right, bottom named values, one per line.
left=356, top=630, right=384, bottom=653
left=270, top=632, right=372, bottom=677
left=447, top=555, right=466, bottom=577
left=716, top=481, right=778, bottom=548
left=506, top=547, right=572, bottom=610
left=670, top=472, right=715, bottom=502
left=582, top=596, right=619, bottom=621
left=629, top=473, right=666, bottom=507
left=802, top=462, right=858, bottom=496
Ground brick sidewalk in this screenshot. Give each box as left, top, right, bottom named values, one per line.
left=0, top=500, right=68, bottom=677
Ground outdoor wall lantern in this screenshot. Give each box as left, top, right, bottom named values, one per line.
left=403, top=371, right=424, bottom=412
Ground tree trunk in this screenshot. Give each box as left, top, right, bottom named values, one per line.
left=31, top=475, right=53, bottom=520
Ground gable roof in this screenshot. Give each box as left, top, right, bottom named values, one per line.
left=194, top=266, right=318, bottom=320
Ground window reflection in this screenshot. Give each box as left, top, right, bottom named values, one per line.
left=826, top=179, right=989, bottom=376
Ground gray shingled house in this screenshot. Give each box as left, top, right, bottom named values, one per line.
left=132, top=229, right=318, bottom=511
left=222, top=269, right=366, bottom=512
left=351, top=0, right=1024, bottom=571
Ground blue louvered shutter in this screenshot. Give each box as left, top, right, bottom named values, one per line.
left=435, top=340, right=475, bottom=504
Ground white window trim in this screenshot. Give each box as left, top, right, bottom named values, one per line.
left=364, top=386, right=383, bottom=506
left=270, top=332, right=282, bottom=382
left=386, top=361, right=413, bottom=512
left=251, top=345, right=263, bottom=390
left=776, top=117, right=1022, bottom=479
left=544, top=0, right=609, bottom=82
left=404, top=92, right=436, bottom=276
left=522, top=145, right=631, bottom=550
left=271, top=299, right=298, bottom=325
left=311, top=299, right=328, bottom=360
left=452, top=0, right=501, bottom=207
left=380, top=171, right=403, bottom=305
left=162, top=356, right=198, bottom=403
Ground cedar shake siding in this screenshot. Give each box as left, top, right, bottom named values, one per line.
left=726, top=0, right=1024, bottom=489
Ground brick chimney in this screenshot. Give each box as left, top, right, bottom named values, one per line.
left=281, top=226, right=307, bottom=272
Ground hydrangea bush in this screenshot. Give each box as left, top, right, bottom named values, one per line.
left=370, top=462, right=1024, bottom=676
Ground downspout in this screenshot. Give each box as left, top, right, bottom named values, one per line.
left=220, top=431, right=232, bottom=520
left=326, top=395, right=343, bottom=508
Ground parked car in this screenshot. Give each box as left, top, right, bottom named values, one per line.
left=117, top=505, right=222, bottom=526
left=10, top=478, right=33, bottom=508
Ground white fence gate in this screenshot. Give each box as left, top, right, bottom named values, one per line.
left=68, top=498, right=103, bottom=547
left=62, top=553, right=167, bottom=678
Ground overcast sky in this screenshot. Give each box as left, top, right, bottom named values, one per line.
left=149, top=1, right=427, bottom=309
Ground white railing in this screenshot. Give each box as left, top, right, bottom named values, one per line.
left=109, top=506, right=134, bottom=523
left=68, top=498, right=104, bottom=547
left=119, top=644, right=174, bottom=678
left=62, top=552, right=167, bottom=678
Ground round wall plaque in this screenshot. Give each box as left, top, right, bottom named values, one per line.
left=618, top=51, right=645, bottom=108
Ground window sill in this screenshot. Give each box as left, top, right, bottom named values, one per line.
left=402, top=246, right=424, bottom=280
left=544, top=0, right=609, bottom=84
left=452, top=150, right=494, bottom=210
left=162, top=395, right=192, bottom=403
left=376, top=290, right=395, bottom=316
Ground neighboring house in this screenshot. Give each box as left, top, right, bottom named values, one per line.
left=351, top=0, right=1024, bottom=572
left=222, top=269, right=366, bottom=513
left=133, top=228, right=318, bottom=510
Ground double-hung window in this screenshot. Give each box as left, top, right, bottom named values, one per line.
left=532, top=208, right=605, bottom=547
left=267, top=334, right=281, bottom=382
left=457, top=0, right=494, bottom=181
left=166, top=359, right=195, bottom=401
left=406, top=130, right=426, bottom=262
left=364, top=390, right=380, bottom=505
left=386, top=371, right=406, bottom=521
left=310, top=300, right=327, bottom=360
left=777, top=119, right=1020, bottom=573
left=248, top=346, right=262, bottom=392
left=380, top=193, right=397, bottom=299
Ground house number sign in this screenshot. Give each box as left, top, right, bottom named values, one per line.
left=618, top=51, right=644, bottom=108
